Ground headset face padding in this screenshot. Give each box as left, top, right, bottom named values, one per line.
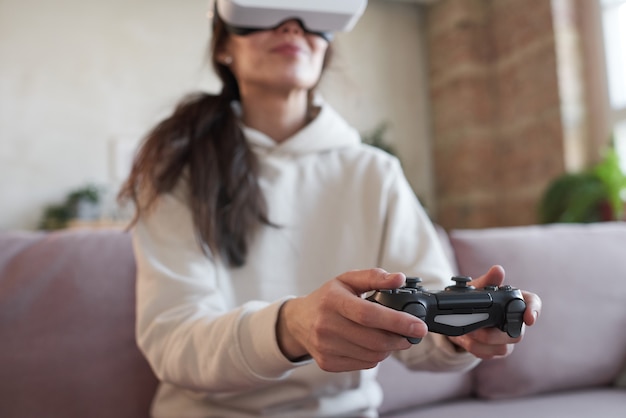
left=214, top=0, right=367, bottom=38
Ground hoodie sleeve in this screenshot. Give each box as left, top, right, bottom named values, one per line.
left=133, top=190, right=311, bottom=395
left=376, top=158, right=481, bottom=372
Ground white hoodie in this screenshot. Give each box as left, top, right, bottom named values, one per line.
left=132, top=102, right=480, bottom=417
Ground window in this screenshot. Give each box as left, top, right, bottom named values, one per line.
left=600, top=0, right=626, bottom=172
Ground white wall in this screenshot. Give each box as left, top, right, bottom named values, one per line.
left=0, top=0, right=434, bottom=230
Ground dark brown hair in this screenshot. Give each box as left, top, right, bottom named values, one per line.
left=118, top=16, right=332, bottom=267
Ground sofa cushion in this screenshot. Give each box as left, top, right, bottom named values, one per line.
left=0, top=230, right=158, bottom=418
left=449, top=222, right=626, bottom=399
left=382, top=388, right=626, bottom=418
left=377, top=356, right=472, bottom=415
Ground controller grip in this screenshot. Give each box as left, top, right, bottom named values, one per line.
left=404, top=303, right=427, bottom=344
left=503, top=299, right=526, bottom=338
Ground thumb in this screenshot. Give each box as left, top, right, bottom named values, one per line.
left=469, top=265, right=506, bottom=288
left=337, top=268, right=406, bottom=295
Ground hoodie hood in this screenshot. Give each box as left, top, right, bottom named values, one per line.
left=240, top=100, right=361, bottom=157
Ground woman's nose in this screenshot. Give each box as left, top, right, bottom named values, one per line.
left=276, top=19, right=305, bottom=35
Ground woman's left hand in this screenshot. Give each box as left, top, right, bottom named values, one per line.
left=447, top=265, right=542, bottom=359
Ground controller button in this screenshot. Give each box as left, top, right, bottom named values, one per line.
left=405, top=277, right=422, bottom=288
left=484, top=285, right=498, bottom=291
left=500, top=285, right=513, bottom=291
left=445, top=276, right=475, bottom=291
left=452, top=276, right=471, bottom=285
left=405, top=277, right=423, bottom=289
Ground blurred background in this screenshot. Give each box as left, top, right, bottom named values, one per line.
left=1, top=0, right=625, bottom=231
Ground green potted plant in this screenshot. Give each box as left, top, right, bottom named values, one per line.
left=538, top=141, right=626, bottom=223
left=361, top=122, right=397, bottom=157
left=39, top=184, right=103, bottom=230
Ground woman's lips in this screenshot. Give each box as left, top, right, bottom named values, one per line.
left=271, top=43, right=304, bottom=56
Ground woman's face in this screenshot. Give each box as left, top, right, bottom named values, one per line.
left=219, top=20, right=329, bottom=95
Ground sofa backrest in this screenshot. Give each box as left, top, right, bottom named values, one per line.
left=450, top=222, right=626, bottom=399
left=0, top=230, right=158, bottom=418
left=378, top=222, right=626, bottom=415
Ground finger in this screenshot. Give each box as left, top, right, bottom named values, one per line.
left=337, top=268, right=406, bottom=295
left=315, top=352, right=385, bottom=372
left=313, top=321, right=411, bottom=361
left=468, top=265, right=506, bottom=288
left=450, top=333, right=515, bottom=360
left=339, top=294, right=428, bottom=341
left=463, top=327, right=524, bottom=345
left=308, top=317, right=411, bottom=369
left=311, top=306, right=414, bottom=353
left=470, top=342, right=515, bottom=360
left=522, top=290, right=542, bottom=326
left=343, top=320, right=414, bottom=354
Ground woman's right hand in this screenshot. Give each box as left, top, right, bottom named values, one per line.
left=275, top=269, right=427, bottom=372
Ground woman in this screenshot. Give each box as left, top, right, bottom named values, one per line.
left=119, top=10, right=541, bottom=418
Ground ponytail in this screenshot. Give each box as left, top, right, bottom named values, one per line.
left=118, top=86, right=272, bottom=267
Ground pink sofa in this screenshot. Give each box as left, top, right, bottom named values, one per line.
left=1, top=222, right=625, bottom=417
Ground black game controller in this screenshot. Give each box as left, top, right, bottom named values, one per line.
left=367, top=276, right=526, bottom=344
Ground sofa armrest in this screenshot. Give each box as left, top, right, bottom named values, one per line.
left=0, top=230, right=158, bottom=418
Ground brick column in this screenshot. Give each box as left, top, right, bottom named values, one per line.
left=426, top=0, right=585, bottom=228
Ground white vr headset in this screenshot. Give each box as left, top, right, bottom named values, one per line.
left=212, top=0, right=368, bottom=41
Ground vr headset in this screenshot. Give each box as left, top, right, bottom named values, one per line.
left=213, top=0, right=368, bottom=41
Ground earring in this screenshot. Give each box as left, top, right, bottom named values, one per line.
left=221, top=56, right=233, bottom=65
